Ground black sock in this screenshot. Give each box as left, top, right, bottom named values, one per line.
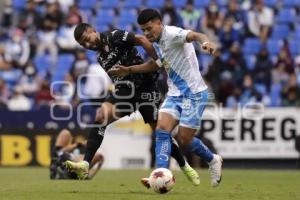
left=84, top=125, right=106, bottom=164
left=170, top=138, right=186, bottom=168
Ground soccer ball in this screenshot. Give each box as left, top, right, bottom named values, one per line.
left=149, top=168, right=175, bottom=194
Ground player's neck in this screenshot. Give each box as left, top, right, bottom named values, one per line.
left=156, top=26, right=164, bottom=43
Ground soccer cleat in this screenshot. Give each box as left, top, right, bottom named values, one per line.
left=208, top=154, right=223, bottom=187
left=65, top=160, right=89, bottom=180
left=181, top=164, right=200, bottom=186
left=141, top=178, right=151, bottom=189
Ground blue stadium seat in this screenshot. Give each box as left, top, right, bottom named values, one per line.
left=12, top=0, right=26, bottom=11
left=95, top=24, right=110, bottom=32
left=194, top=0, right=209, bottom=8
left=276, top=9, right=296, bottom=24
left=254, top=83, right=267, bottom=95
left=118, top=10, right=137, bottom=24
left=78, top=0, right=98, bottom=10
left=243, top=38, right=262, bottom=55
left=198, top=54, right=212, bottom=72
left=33, top=54, right=52, bottom=78
left=123, top=0, right=142, bottom=8
left=271, top=25, right=290, bottom=40
left=288, top=41, right=300, bottom=56
left=115, top=22, right=134, bottom=32
left=282, top=0, right=300, bottom=7
left=216, top=0, right=228, bottom=7
left=100, top=0, right=119, bottom=8
left=173, top=0, right=187, bottom=8
left=146, top=0, right=165, bottom=8
left=51, top=54, right=75, bottom=83
left=244, top=55, right=256, bottom=71
left=270, top=83, right=282, bottom=107
left=81, top=10, right=94, bottom=24
left=86, top=50, right=98, bottom=64
left=264, top=0, right=278, bottom=7
left=95, top=9, right=115, bottom=26
left=0, top=69, right=22, bottom=89
left=266, top=39, right=283, bottom=56
left=294, top=26, right=300, bottom=39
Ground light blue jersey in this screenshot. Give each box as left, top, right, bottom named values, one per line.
left=154, top=26, right=209, bottom=129
left=153, top=25, right=207, bottom=97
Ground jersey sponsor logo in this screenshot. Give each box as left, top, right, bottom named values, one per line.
left=159, top=141, right=170, bottom=161
left=159, top=154, right=169, bottom=162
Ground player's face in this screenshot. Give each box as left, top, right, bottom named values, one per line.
left=139, top=19, right=162, bottom=43
left=78, top=27, right=100, bottom=51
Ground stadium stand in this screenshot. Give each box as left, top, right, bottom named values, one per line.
left=0, top=0, right=299, bottom=111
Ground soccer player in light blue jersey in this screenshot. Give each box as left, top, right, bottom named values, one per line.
left=109, top=9, right=222, bottom=187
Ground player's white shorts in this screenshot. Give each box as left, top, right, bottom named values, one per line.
left=159, top=90, right=209, bottom=129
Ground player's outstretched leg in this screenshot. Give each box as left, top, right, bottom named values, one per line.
left=181, top=163, right=200, bottom=186
left=140, top=129, right=172, bottom=189
left=188, top=137, right=222, bottom=187
left=140, top=137, right=200, bottom=189
left=170, top=137, right=200, bottom=186
left=65, top=124, right=106, bottom=179
left=208, top=154, right=223, bottom=187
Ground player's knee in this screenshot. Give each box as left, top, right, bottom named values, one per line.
left=155, top=123, right=173, bottom=132
left=95, top=109, right=105, bottom=124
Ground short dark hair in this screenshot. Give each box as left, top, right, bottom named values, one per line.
left=137, top=9, right=162, bottom=25
left=74, top=23, right=91, bottom=41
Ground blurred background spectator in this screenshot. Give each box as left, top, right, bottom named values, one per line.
left=0, top=0, right=299, bottom=111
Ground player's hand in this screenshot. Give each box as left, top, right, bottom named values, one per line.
left=202, top=42, right=216, bottom=55
left=107, top=65, right=130, bottom=77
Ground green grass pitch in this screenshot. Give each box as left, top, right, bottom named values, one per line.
left=0, top=168, right=299, bottom=200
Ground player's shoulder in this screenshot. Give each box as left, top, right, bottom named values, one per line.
left=165, top=25, right=184, bottom=33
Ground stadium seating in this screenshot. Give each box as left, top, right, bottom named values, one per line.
left=1, top=0, right=300, bottom=110
left=146, top=0, right=165, bottom=8
left=264, top=0, right=278, bottom=7
left=243, top=38, right=262, bottom=55
left=288, top=41, right=300, bottom=56
left=173, top=0, right=187, bottom=8
left=271, top=25, right=290, bottom=40
left=123, top=0, right=143, bottom=9
left=33, top=54, right=52, bottom=78
left=51, top=54, right=75, bottom=83
left=118, top=9, right=138, bottom=25
left=95, top=9, right=115, bottom=26
left=276, top=8, right=296, bottom=24
left=12, top=0, right=26, bottom=11
left=270, top=83, right=282, bottom=107
left=244, top=55, right=256, bottom=71
left=266, top=39, right=283, bottom=56
left=0, top=69, right=22, bottom=89
left=194, top=0, right=210, bottom=8
left=100, top=0, right=119, bottom=8
left=282, top=0, right=300, bottom=7
left=254, top=83, right=267, bottom=95
left=78, top=0, right=98, bottom=10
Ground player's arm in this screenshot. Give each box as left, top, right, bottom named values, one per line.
left=186, top=31, right=216, bottom=55
left=134, top=34, right=159, bottom=60
left=108, top=60, right=159, bottom=77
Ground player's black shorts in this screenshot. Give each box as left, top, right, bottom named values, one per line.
left=106, top=82, right=160, bottom=123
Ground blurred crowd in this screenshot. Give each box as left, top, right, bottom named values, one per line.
left=0, top=0, right=300, bottom=111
